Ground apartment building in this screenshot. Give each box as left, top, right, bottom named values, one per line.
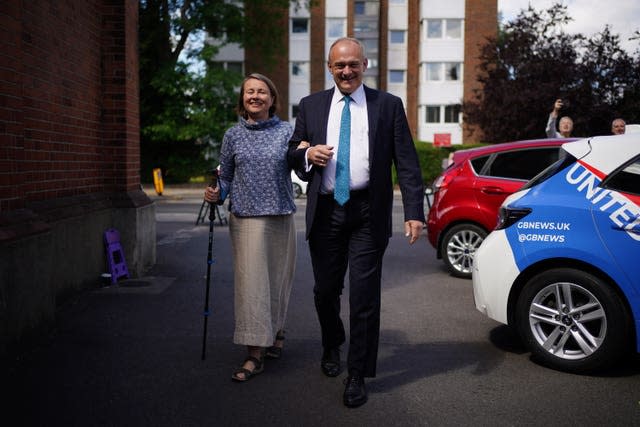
left=213, top=0, right=497, bottom=145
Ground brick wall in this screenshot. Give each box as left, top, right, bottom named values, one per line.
left=0, top=0, right=155, bottom=361
left=463, top=0, right=498, bottom=143
left=0, top=0, right=141, bottom=214
left=309, top=0, right=326, bottom=94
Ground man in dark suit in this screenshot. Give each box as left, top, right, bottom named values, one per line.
left=288, top=37, right=425, bottom=408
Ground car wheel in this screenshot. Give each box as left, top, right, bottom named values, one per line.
left=441, top=223, right=487, bottom=279
left=292, top=183, right=302, bottom=199
left=515, top=268, right=631, bottom=373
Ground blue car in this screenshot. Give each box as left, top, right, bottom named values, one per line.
left=473, top=134, right=640, bottom=373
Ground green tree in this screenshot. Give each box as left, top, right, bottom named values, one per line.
left=139, top=0, right=308, bottom=182
left=464, top=3, right=640, bottom=143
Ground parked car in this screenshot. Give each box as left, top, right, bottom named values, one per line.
left=426, top=138, right=576, bottom=278
left=473, top=134, right=640, bottom=373
left=291, top=170, right=308, bottom=198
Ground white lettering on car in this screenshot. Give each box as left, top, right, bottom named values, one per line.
left=517, top=222, right=571, bottom=230
left=566, top=163, right=640, bottom=241
left=518, top=233, right=566, bottom=243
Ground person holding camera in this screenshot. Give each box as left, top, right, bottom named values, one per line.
left=545, top=98, right=574, bottom=138
left=204, top=73, right=297, bottom=382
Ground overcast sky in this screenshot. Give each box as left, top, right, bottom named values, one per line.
left=498, top=0, right=639, bottom=54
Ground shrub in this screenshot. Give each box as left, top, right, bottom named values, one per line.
left=394, top=141, right=488, bottom=188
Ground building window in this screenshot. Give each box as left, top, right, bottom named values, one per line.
left=444, top=105, right=461, bottom=123
left=355, top=1, right=378, bottom=15
left=389, top=70, right=404, bottom=83
left=327, top=19, right=346, bottom=38
left=390, top=30, right=405, bottom=44
left=426, top=63, right=442, bottom=81
left=291, top=62, right=309, bottom=79
left=354, top=1, right=379, bottom=88
left=362, top=38, right=379, bottom=56
left=227, top=62, right=243, bottom=74
left=292, top=18, right=308, bottom=34
left=426, top=105, right=461, bottom=123
left=426, top=20, right=442, bottom=38
left=426, top=106, right=440, bottom=123
left=427, top=63, right=462, bottom=81
left=212, top=61, right=244, bottom=75
left=355, top=20, right=379, bottom=33
left=426, top=19, right=462, bottom=39
left=445, top=19, right=462, bottom=39
left=445, top=63, right=461, bottom=81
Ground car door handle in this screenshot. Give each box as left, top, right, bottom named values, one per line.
left=481, top=186, right=507, bottom=195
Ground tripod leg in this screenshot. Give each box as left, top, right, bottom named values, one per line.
left=196, top=200, right=210, bottom=225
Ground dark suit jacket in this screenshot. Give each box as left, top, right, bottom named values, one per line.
left=288, top=85, right=425, bottom=247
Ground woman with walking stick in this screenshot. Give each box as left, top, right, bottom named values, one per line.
left=204, top=73, right=301, bottom=382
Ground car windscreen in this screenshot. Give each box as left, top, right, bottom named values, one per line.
left=520, top=151, right=577, bottom=191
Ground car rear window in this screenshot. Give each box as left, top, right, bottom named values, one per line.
left=470, top=155, right=490, bottom=173
left=472, top=147, right=561, bottom=180
left=602, top=155, right=640, bottom=196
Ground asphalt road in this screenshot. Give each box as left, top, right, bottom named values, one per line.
left=8, top=186, right=640, bottom=426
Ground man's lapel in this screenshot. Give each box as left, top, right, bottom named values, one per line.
left=364, top=86, right=379, bottom=167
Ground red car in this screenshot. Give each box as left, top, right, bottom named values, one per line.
left=426, top=138, right=577, bottom=278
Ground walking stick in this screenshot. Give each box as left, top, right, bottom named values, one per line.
left=201, top=170, right=218, bottom=360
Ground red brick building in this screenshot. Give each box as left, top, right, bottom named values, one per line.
left=0, top=1, right=154, bottom=358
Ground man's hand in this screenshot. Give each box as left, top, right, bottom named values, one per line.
left=551, top=98, right=563, bottom=117
left=404, top=220, right=424, bottom=244
left=307, top=144, right=334, bottom=167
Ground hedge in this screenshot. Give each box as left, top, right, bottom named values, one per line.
left=394, top=141, right=488, bottom=188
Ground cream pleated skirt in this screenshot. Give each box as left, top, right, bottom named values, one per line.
left=229, top=213, right=296, bottom=347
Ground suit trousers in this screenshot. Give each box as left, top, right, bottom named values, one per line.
left=309, top=189, right=388, bottom=377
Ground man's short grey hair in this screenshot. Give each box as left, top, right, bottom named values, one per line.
left=327, top=37, right=367, bottom=62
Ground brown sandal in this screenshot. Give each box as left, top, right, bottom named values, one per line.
left=231, top=356, right=264, bottom=382
left=265, top=331, right=285, bottom=359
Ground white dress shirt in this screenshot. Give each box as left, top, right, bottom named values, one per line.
left=317, top=84, right=369, bottom=194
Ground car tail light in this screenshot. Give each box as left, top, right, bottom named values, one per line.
left=432, top=168, right=460, bottom=190
left=495, top=207, right=531, bottom=230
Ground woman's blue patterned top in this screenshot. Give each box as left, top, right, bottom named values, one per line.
left=218, top=115, right=296, bottom=217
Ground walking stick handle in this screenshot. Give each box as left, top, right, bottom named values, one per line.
left=208, top=170, right=218, bottom=222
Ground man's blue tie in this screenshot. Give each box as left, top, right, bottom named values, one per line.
left=334, top=95, right=351, bottom=205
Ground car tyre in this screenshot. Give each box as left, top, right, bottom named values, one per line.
left=515, top=268, right=631, bottom=373
left=441, top=223, right=487, bottom=279
left=292, top=183, right=302, bottom=199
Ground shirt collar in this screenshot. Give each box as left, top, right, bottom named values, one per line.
left=332, top=84, right=366, bottom=106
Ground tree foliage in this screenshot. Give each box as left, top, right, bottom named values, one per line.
left=464, top=3, right=640, bottom=143
left=139, top=0, right=308, bottom=182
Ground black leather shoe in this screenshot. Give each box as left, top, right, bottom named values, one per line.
left=343, top=374, right=367, bottom=408
left=320, top=347, right=341, bottom=377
